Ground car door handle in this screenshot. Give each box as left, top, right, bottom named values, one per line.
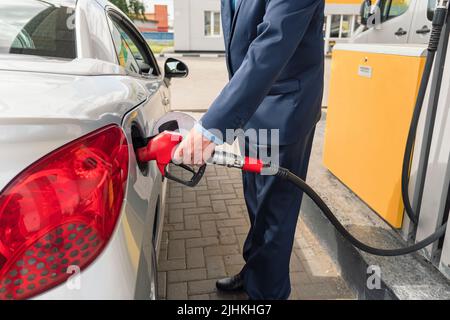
left=395, top=28, right=408, bottom=36
left=162, top=97, right=170, bottom=106
left=416, top=26, right=431, bottom=34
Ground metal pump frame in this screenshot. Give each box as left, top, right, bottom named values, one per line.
left=404, top=0, right=450, bottom=279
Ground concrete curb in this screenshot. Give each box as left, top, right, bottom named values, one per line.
left=159, top=52, right=226, bottom=58
left=301, top=197, right=397, bottom=300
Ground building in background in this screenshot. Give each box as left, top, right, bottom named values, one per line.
left=173, top=0, right=363, bottom=53
left=134, top=4, right=169, bottom=33
left=324, top=0, right=362, bottom=54
left=174, top=0, right=223, bottom=52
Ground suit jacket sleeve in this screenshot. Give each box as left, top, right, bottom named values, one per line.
left=200, top=0, right=321, bottom=141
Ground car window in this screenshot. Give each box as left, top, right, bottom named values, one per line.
left=109, top=19, right=141, bottom=74
left=108, top=13, right=159, bottom=76
left=0, top=0, right=76, bottom=59
left=428, top=0, right=437, bottom=21
left=382, top=0, right=411, bottom=21
left=119, top=27, right=146, bottom=64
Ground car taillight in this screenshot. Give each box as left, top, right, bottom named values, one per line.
left=0, top=125, right=129, bottom=300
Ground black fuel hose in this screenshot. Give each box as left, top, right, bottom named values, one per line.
left=401, top=52, right=435, bottom=224
left=276, top=168, right=447, bottom=256
left=402, top=5, right=448, bottom=225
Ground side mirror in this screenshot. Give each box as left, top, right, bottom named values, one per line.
left=164, top=58, right=189, bottom=79
left=360, top=0, right=372, bottom=26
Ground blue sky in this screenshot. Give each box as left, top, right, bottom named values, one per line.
left=144, top=0, right=174, bottom=19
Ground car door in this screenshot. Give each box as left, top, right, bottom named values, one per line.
left=106, top=9, right=169, bottom=299
left=408, top=0, right=436, bottom=44
left=366, top=0, right=416, bottom=43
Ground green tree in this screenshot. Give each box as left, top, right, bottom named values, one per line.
left=110, top=0, right=129, bottom=14
left=110, top=0, right=146, bottom=20
left=128, top=0, right=146, bottom=20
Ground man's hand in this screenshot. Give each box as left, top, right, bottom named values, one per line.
left=173, top=127, right=216, bottom=165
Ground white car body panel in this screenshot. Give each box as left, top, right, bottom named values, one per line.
left=0, top=0, right=173, bottom=299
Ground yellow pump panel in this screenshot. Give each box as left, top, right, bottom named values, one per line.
left=323, top=44, right=426, bottom=228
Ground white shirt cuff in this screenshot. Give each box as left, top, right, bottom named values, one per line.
left=194, top=123, right=223, bottom=145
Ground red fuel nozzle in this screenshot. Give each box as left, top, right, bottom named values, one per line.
left=242, top=157, right=264, bottom=173
left=136, top=131, right=183, bottom=176
left=137, top=131, right=207, bottom=187
left=137, top=132, right=265, bottom=186
left=208, top=151, right=264, bottom=174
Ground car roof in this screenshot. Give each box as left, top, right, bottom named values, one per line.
left=49, top=0, right=77, bottom=8
left=93, top=0, right=112, bottom=10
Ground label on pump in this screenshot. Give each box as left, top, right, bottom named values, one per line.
left=358, top=65, right=373, bottom=78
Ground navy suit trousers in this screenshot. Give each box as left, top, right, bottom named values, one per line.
left=241, top=127, right=316, bottom=299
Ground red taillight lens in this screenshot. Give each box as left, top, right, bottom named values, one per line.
left=0, top=125, right=129, bottom=299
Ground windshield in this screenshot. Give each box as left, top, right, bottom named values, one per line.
left=0, top=0, right=76, bottom=59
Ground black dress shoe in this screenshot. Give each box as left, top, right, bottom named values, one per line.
left=216, top=273, right=244, bottom=292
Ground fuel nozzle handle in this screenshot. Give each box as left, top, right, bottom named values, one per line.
left=429, top=0, right=449, bottom=52
left=136, top=131, right=266, bottom=187
left=136, top=131, right=206, bottom=187
left=136, top=131, right=183, bottom=176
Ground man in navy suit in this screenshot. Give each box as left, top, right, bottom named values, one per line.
left=175, top=0, right=325, bottom=300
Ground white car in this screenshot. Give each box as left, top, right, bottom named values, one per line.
left=0, top=0, right=188, bottom=299
left=353, top=0, right=438, bottom=44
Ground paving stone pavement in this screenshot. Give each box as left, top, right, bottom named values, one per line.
left=157, top=163, right=356, bottom=300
